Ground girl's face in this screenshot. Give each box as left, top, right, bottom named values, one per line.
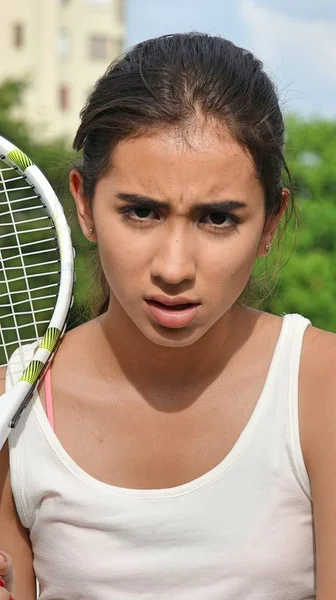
left=71, top=122, right=283, bottom=347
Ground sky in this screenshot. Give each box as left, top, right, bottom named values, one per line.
left=126, top=0, right=336, bottom=119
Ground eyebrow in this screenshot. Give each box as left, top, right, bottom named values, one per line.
left=115, top=193, right=248, bottom=212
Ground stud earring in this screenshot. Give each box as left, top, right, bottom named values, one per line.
left=265, top=244, right=270, bottom=253
left=88, top=228, right=94, bottom=237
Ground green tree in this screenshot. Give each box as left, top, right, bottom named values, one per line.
left=285, top=115, right=336, bottom=202
left=265, top=117, right=336, bottom=331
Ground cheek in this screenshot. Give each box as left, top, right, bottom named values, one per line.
left=205, top=234, right=260, bottom=296
left=96, top=227, right=149, bottom=295
left=230, top=244, right=258, bottom=278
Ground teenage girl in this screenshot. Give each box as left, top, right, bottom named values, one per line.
left=1, top=33, right=335, bottom=600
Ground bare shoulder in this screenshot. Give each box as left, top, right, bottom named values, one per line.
left=47, top=317, right=101, bottom=371
left=39, top=317, right=103, bottom=408
left=299, top=324, right=336, bottom=473
left=301, top=324, right=336, bottom=370
left=57, top=317, right=100, bottom=356
left=299, top=325, right=336, bottom=597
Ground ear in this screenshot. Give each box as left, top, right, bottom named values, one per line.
left=257, top=188, right=290, bottom=257
left=69, top=169, right=97, bottom=242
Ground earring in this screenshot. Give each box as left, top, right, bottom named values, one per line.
left=265, top=244, right=270, bottom=253
left=88, top=228, right=94, bottom=237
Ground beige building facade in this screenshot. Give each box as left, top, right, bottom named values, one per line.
left=0, top=0, right=125, bottom=140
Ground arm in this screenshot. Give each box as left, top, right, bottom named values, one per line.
left=300, top=327, right=336, bottom=599
left=0, top=368, right=36, bottom=600
left=0, top=550, right=15, bottom=597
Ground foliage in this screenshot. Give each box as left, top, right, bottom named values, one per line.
left=262, top=116, right=336, bottom=331
left=1, top=79, right=336, bottom=331
left=285, top=115, right=336, bottom=202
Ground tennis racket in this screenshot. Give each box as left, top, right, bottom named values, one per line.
left=0, top=135, right=74, bottom=450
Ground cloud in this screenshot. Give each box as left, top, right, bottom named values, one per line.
left=239, top=0, right=336, bottom=116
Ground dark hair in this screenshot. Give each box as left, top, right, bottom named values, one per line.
left=73, top=32, right=295, bottom=316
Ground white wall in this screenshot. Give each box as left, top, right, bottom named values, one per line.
left=0, top=0, right=125, bottom=141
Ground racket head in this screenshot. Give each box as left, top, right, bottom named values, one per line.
left=0, top=135, right=74, bottom=444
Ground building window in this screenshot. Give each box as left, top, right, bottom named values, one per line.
left=57, top=28, right=70, bottom=58
left=13, top=23, right=24, bottom=48
left=59, top=85, right=70, bottom=111
left=89, top=35, right=108, bottom=59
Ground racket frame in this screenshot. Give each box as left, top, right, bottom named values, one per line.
left=0, top=135, right=74, bottom=443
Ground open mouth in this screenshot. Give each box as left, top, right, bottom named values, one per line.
left=146, top=300, right=196, bottom=311
left=144, top=298, right=200, bottom=328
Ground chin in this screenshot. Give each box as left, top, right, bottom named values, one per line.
left=142, top=322, right=208, bottom=348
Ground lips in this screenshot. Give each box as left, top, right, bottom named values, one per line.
left=146, top=299, right=196, bottom=311
left=144, top=298, right=200, bottom=328
left=146, top=294, right=200, bottom=307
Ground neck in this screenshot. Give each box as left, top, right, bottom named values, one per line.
left=95, top=302, right=252, bottom=391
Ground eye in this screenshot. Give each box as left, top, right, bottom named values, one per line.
left=131, top=207, right=159, bottom=220
left=120, top=206, right=160, bottom=224
left=201, top=211, right=240, bottom=230
left=119, top=205, right=241, bottom=232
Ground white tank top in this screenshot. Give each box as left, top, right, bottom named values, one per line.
left=7, top=313, right=315, bottom=599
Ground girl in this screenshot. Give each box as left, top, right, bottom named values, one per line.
left=1, top=32, right=335, bottom=600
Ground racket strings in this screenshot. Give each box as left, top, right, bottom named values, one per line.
left=0, top=161, right=61, bottom=367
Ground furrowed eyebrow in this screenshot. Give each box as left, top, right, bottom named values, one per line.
left=116, top=193, right=170, bottom=210
left=116, top=193, right=248, bottom=212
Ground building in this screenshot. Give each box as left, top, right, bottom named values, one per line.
left=0, top=0, right=125, bottom=141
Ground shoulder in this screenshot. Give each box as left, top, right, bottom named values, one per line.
left=39, top=317, right=103, bottom=402
left=299, top=324, right=336, bottom=476
left=300, top=324, right=336, bottom=401
left=299, top=325, right=336, bottom=594
left=52, top=318, right=101, bottom=374
left=301, top=323, right=336, bottom=363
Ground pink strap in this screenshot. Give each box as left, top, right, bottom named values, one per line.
left=44, top=367, right=55, bottom=431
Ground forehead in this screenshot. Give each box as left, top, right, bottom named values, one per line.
left=107, top=122, right=262, bottom=205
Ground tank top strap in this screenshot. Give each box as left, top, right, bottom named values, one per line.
left=283, top=313, right=312, bottom=499
left=244, top=313, right=312, bottom=503
left=268, top=313, right=311, bottom=381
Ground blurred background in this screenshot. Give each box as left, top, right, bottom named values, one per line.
left=1, top=0, right=335, bottom=331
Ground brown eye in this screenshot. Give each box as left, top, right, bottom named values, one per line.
left=202, top=211, right=239, bottom=229
left=208, top=212, right=230, bottom=225
left=133, top=207, right=155, bottom=219
left=121, top=206, right=159, bottom=220
left=119, top=205, right=161, bottom=227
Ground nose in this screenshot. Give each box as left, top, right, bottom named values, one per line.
left=151, top=226, right=196, bottom=286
